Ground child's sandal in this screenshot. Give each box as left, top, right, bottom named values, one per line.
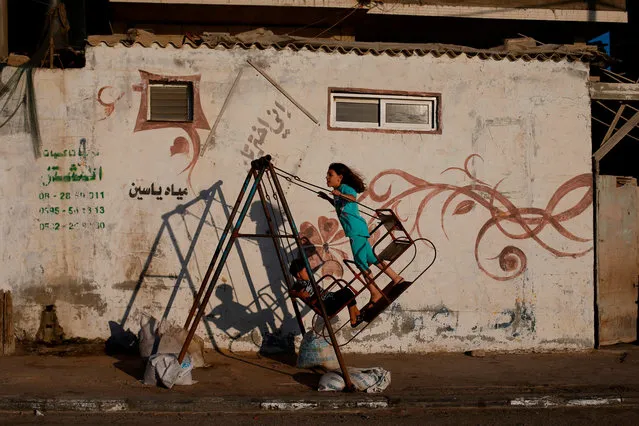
left=351, top=314, right=364, bottom=328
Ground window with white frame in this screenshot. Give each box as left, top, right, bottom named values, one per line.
left=148, top=82, right=194, bottom=122
left=329, top=90, right=439, bottom=132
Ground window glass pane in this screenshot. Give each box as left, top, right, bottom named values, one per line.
left=385, top=103, right=430, bottom=124
left=150, top=84, right=193, bottom=121
left=335, top=101, right=379, bottom=123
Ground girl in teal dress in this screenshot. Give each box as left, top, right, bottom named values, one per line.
left=318, top=163, right=406, bottom=309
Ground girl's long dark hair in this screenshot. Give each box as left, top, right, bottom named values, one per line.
left=329, top=163, right=366, bottom=193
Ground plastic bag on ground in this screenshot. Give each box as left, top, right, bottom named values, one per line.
left=106, top=321, right=138, bottom=355
left=138, top=314, right=158, bottom=358
left=318, top=367, right=391, bottom=393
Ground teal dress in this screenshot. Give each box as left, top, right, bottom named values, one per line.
left=334, top=183, right=377, bottom=272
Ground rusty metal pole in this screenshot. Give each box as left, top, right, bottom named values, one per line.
left=0, top=0, right=8, bottom=60
left=267, top=163, right=355, bottom=391
left=47, top=0, right=59, bottom=69
left=252, top=168, right=306, bottom=336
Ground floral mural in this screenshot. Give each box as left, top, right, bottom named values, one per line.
left=300, top=217, right=349, bottom=278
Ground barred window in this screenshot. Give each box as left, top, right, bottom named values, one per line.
left=148, top=82, right=193, bottom=122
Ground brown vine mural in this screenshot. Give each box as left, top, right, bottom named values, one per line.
left=301, top=154, right=593, bottom=281
left=97, top=86, right=124, bottom=121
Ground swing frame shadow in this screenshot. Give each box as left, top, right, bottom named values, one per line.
left=117, top=180, right=280, bottom=352
left=111, top=178, right=328, bottom=387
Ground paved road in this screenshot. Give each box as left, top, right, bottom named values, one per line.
left=2, top=407, right=639, bottom=425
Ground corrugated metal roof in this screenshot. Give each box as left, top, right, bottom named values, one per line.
left=87, top=29, right=608, bottom=63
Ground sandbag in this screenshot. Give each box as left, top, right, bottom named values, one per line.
left=138, top=314, right=158, bottom=358
left=156, top=324, right=206, bottom=368
left=317, top=371, right=345, bottom=392
left=143, top=353, right=196, bottom=388
left=138, top=315, right=206, bottom=368
left=318, top=367, right=391, bottom=393
left=296, top=331, right=339, bottom=370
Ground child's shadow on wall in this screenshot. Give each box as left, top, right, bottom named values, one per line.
left=205, top=283, right=275, bottom=347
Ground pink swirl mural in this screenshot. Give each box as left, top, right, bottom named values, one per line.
left=302, top=154, right=593, bottom=281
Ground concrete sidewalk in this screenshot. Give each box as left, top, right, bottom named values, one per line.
left=1, top=343, right=638, bottom=413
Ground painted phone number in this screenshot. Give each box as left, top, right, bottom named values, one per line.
left=39, top=222, right=106, bottom=231
left=39, top=206, right=105, bottom=215
left=39, top=191, right=105, bottom=200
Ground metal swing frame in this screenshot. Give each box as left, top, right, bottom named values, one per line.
left=177, top=155, right=357, bottom=391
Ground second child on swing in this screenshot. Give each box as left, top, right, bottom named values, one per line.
left=318, top=162, right=410, bottom=312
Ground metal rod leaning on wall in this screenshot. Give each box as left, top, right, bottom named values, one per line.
left=178, top=164, right=268, bottom=364
left=182, top=170, right=254, bottom=332
left=266, top=162, right=355, bottom=392
left=200, top=67, right=245, bottom=157
left=246, top=59, right=320, bottom=125
left=252, top=169, right=306, bottom=336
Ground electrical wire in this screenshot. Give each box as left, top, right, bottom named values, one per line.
left=312, top=3, right=361, bottom=40
left=273, top=166, right=379, bottom=218
left=285, top=14, right=332, bottom=37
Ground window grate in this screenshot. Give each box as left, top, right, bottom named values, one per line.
left=149, top=83, right=193, bottom=122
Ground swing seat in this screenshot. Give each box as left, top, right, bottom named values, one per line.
left=377, top=210, right=402, bottom=231
left=375, top=238, right=412, bottom=263
left=301, top=275, right=357, bottom=319
left=360, top=280, right=414, bottom=323
left=313, top=209, right=420, bottom=327
left=371, top=209, right=413, bottom=264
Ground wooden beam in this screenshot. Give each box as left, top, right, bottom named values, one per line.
left=590, top=83, right=639, bottom=101
left=593, top=110, right=639, bottom=162
left=0, top=0, right=7, bottom=59
left=602, top=104, right=626, bottom=143
left=109, top=1, right=628, bottom=23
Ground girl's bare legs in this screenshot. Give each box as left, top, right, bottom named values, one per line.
left=376, top=260, right=404, bottom=285
left=348, top=305, right=361, bottom=325
left=363, top=270, right=384, bottom=304
left=362, top=262, right=406, bottom=307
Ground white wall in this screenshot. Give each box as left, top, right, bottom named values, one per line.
left=0, top=44, right=594, bottom=352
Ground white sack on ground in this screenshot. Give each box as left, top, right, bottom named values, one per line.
left=143, top=353, right=196, bottom=388
left=138, top=314, right=158, bottom=358
left=138, top=315, right=206, bottom=368
left=318, top=367, right=391, bottom=393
